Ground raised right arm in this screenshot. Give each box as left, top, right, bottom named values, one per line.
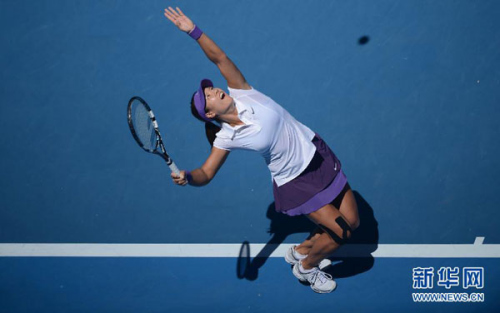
left=164, top=6, right=251, bottom=90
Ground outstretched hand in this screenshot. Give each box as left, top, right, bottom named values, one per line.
left=164, top=7, right=194, bottom=33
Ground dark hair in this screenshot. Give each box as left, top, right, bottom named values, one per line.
left=190, top=92, right=221, bottom=146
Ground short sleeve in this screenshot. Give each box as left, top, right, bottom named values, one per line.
left=213, top=136, right=232, bottom=151
left=227, top=86, right=257, bottom=98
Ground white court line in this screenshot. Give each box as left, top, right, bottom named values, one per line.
left=0, top=238, right=499, bottom=258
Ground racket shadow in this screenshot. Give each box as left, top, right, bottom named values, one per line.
left=238, top=203, right=314, bottom=281
left=236, top=190, right=379, bottom=281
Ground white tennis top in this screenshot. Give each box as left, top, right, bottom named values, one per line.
left=213, top=86, right=316, bottom=187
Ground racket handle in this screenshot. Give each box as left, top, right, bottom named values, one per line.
left=169, top=161, right=181, bottom=175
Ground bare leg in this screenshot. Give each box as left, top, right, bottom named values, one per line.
left=333, top=184, right=360, bottom=230
left=295, top=228, right=323, bottom=255
left=300, top=185, right=359, bottom=269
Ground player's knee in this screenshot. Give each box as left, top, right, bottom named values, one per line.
left=319, top=216, right=353, bottom=245
left=351, top=217, right=360, bottom=231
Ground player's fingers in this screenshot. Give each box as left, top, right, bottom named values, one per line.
left=164, top=13, right=175, bottom=23
left=164, top=10, right=173, bottom=19
left=168, top=7, right=179, bottom=18
left=176, top=7, right=184, bottom=16
left=164, top=10, right=175, bottom=21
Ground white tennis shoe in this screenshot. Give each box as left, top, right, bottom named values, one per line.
left=292, top=261, right=337, bottom=293
left=285, top=245, right=332, bottom=269
left=284, top=245, right=306, bottom=265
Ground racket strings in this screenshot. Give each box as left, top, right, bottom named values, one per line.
left=131, top=102, right=157, bottom=151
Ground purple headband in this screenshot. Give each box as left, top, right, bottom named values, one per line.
left=193, top=78, right=214, bottom=122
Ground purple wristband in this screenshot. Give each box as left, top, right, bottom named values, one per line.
left=188, top=25, right=203, bottom=40
left=185, top=171, right=193, bottom=184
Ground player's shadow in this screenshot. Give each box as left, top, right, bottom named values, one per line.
left=237, top=190, right=379, bottom=281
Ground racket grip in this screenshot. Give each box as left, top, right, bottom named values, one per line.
left=169, top=162, right=181, bottom=175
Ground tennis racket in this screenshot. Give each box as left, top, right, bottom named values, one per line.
left=127, top=96, right=180, bottom=175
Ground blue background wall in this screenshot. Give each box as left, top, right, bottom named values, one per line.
left=1, top=0, right=498, bottom=244
left=1, top=1, right=499, bottom=311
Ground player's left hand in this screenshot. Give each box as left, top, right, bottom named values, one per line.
left=164, top=7, right=194, bottom=33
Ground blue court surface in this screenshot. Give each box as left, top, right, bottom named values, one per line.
left=1, top=0, right=500, bottom=312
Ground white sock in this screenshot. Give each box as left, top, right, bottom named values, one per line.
left=299, top=262, right=315, bottom=273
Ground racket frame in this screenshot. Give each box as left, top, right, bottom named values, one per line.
left=127, top=96, right=180, bottom=175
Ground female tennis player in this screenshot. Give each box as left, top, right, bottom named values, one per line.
left=164, top=7, right=360, bottom=293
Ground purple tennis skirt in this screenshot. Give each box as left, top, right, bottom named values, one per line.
left=272, top=133, right=347, bottom=216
